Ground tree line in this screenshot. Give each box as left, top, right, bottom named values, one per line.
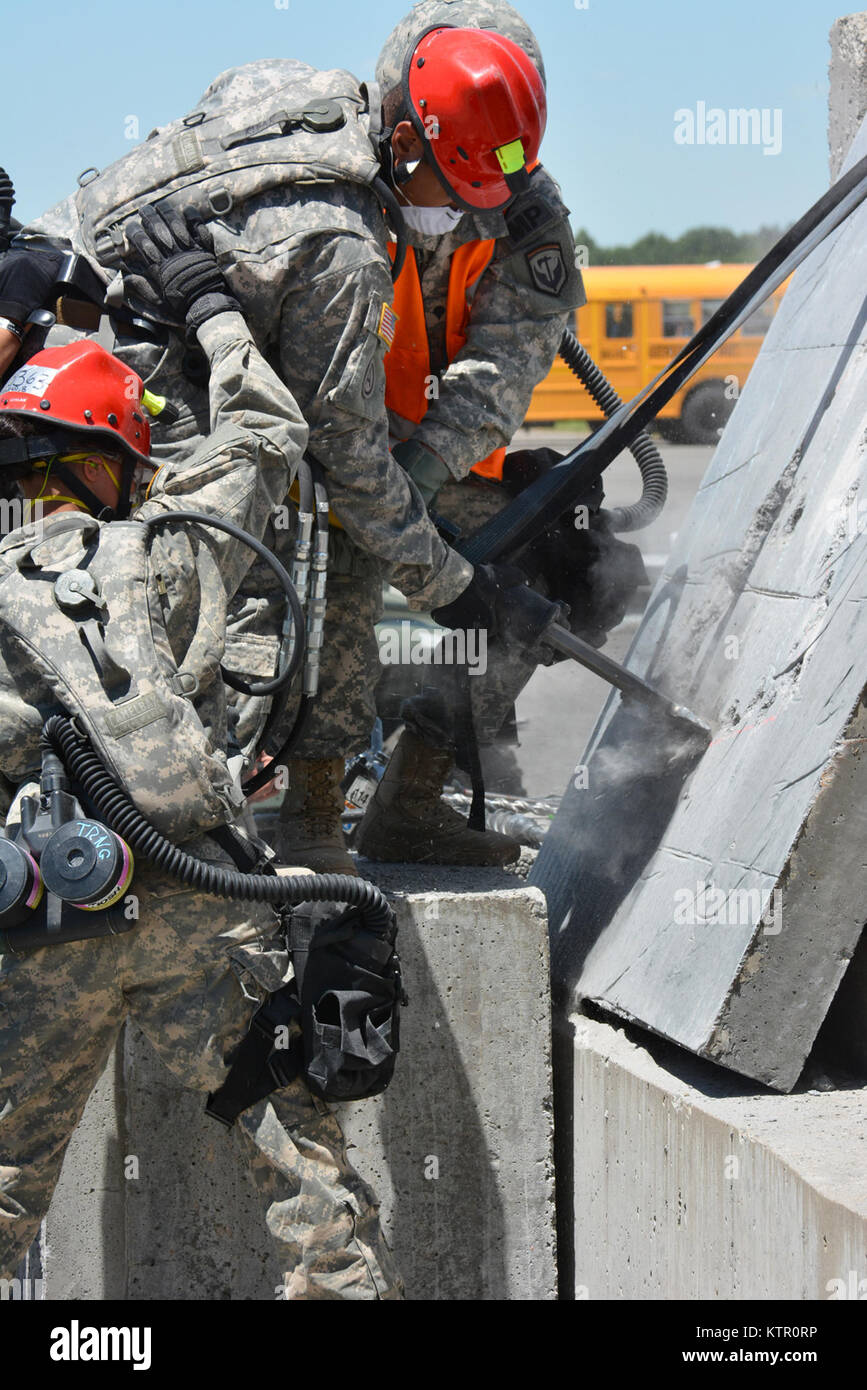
left=573, top=224, right=786, bottom=265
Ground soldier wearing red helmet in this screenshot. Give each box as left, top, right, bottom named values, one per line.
left=352, top=4, right=590, bottom=866
left=396, top=24, right=547, bottom=212
left=0, top=339, right=153, bottom=521
left=0, top=208, right=402, bottom=1302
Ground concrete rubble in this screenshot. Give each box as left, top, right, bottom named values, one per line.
left=533, top=110, right=867, bottom=1093
left=569, top=1015, right=867, bottom=1300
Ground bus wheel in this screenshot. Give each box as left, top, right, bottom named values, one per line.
left=655, top=418, right=684, bottom=443
left=680, top=381, right=734, bottom=445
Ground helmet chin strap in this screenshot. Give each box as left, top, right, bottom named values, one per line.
left=378, top=120, right=419, bottom=191
left=41, top=458, right=130, bottom=522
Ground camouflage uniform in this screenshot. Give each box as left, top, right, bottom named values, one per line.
left=17, top=60, right=473, bottom=760
left=0, top=312, right=401, bottom=1298
left=373, top=0, right=547, bottom=93
left=216, top=18, right=584, bottom=758
left=374, top=0, right=586, bottom=749
left=224, top=149, right=583, bottom=758
left=384, top=204, right=581, bottom=745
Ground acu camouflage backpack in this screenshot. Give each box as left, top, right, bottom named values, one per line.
left=75, top=60, right=385, bottom=294
left=0, top=512, right=245, bottom=840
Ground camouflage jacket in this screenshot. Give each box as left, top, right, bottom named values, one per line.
left=0, top=311, right=304, bottom=820
left=376, top=0, right=584, bottom=471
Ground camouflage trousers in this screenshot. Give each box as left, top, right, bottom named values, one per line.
left=432, top=476, right=540, bottom=746
left=238, top=474, right=539, bottom=765
left=0, top=844, right=402, bottom=1300
left=230, top=528, right=387, bottom=763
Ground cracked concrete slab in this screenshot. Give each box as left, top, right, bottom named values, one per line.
left=531, top=114, right=867, bottom=1092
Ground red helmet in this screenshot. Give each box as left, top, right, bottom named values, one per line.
left=0, top=340, right=151, bottom=462
left=403, top=25, right=547, bottom=212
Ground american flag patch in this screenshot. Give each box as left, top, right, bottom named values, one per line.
left=377, top=302, right=398, bottom=349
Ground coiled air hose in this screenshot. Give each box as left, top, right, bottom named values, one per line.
left=139, top=510, right=306, bottom=700
left=41, top=715, right=394, bottom=933
left=558, top=326, right=668, bottom=533
left=373, top=176, right=408, bottom=282
left=246, top=455, right=315, bottom=765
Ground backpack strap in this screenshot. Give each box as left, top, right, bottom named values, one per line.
left=220, top=99, right=347, bottom=151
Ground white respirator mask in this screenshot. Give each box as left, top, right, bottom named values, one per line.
left=396, top=165, right=465, bottom=235
left=399, top=202, right=465, bottom=236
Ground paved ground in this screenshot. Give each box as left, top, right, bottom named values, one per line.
left=509, top=436, right=713, bottom=798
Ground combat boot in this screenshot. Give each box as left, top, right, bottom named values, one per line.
left=274, top=758, right=358, bottom=876
left=355, top=731, right=521, bottom=866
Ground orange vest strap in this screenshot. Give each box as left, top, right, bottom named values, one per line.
left=385, top=239, right=506, bottom=481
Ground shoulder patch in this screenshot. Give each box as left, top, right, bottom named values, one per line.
left=505, top=197, right=553, bottom=248
left=526, top=244, right=568, bottom=297
left=377, top=302, right=398, bottom=350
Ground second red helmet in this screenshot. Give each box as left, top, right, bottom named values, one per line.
left=403, top=25, right=547, bottom=212
left=0, top=340, right=151, bottom=462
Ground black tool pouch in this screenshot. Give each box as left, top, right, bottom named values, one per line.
left=206, top=900, right=404, bottom=1126
left=290, top=901, right=403, bottom=1102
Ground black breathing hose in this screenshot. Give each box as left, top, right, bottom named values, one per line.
left=373, top=176, right=408, bottom=282
left=139, top=510, right=306, bottom=699
left=242, top=453, right=323, bottom=794
left=242, top=694, right=314, bottom=798
left=558, top=327, right=668, bottom=533
left=41, top=716, right=394, bottom=933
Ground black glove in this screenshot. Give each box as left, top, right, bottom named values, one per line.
left=501, top=446, right=563, bottom=496
left=123, top=204, right=239, bottom=332
left=431, top=563, right=528, bottom=638
left=523, top=515, right=647, bottom=649
left=502, top=445, right=604, bottom=512
left=392, top=437, right=452, bottom=508
left=0, top=246, right=64, bottom=325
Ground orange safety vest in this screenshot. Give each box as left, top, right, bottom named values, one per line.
left=385, top=241, right=507, bottom=481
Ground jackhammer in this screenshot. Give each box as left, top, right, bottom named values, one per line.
left=452, top=150, right=867, bottom=758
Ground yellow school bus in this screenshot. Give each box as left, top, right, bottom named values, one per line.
left=526, top=264, right=787, bottom=444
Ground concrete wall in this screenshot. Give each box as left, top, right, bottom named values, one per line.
left=829, top=11, right=867, bottom=178
left=568, top=1015, right=867, bottom=1300
left=545, top=11, right=867, bottom=1300
left=40, top=876, right=556, bottom=1301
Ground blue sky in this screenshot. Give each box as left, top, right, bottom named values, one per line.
left=4, top=0, right=851, bottom=243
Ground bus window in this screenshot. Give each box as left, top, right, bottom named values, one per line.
left=605, top=302, right=634, bottom=338
left=701, top=299, right=724, bottom=325
left=741, top=303, right=776, bottom=336
left=662, top=300, right=695, bottom=337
